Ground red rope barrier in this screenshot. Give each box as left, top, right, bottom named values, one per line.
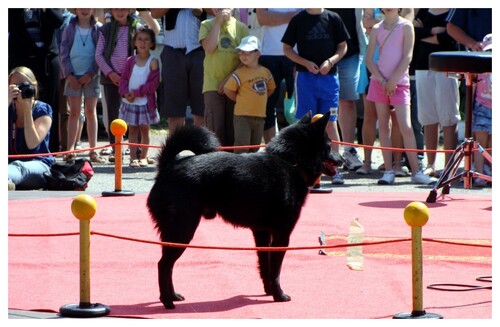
left=8, top=231, right=491, bottom=251
left=9, top=140, right=492, bottom=160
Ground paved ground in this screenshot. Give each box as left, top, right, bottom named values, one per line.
left=9, top=124, right=492, bottom=199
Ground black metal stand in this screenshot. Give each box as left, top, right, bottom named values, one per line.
left=425, top=52, right=492, bottom=203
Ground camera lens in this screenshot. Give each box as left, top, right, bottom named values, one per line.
left=18, top=82, right=35, bottom=99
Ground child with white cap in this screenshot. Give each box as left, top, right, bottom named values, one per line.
left=224, top=35, right=276, bottom=154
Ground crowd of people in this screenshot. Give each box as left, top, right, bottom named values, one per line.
left=7, top=8, right=492, bottom=190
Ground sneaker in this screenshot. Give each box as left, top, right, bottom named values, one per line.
left=394, top=166, right=410, bottom=177
left=473, top=178, right=488, bottom=187
left=411, top=171, right=438, bottom=185
left=332, top=173, right=345, bottom=185
left=356, top=165, right=372, bottom=175
left=342, top=147, right=363, bottom=171
left=378, top=171, right=395, bottom=185
left=8, top=179, right=16, bottom=191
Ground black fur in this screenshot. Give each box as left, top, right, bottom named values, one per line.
left=147, top=112, right=338, bottom=309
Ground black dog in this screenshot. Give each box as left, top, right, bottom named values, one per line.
left=147, top=111, right=340, bottom=309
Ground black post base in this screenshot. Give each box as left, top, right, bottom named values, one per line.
left=101, top=190, right=135, bottom=197
left=59, top=303, right=111, bottom=318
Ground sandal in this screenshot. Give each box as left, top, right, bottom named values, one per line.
left=146, top=157, right=156, bottom=164
left=100, top=148, right=112, bottom=155
left=129, top=159, right=140, bottom=168
left=139, top=158, right=149, bottom=167
left=89, top=151, right=106, bottom=163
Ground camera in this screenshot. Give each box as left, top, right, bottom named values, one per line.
left=18, top=82, right=35, bottom=99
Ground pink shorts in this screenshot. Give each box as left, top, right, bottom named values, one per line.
left=366, top=79, right=410, bottom=106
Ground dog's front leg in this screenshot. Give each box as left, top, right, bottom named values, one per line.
left=268, top=249, right=291, bottom=302
left=252, top=230, right=273, bottom=294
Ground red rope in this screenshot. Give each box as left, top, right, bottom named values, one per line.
left=9, top=140, right=492, bottom=160
left=8, top=231, right=491, bottom=251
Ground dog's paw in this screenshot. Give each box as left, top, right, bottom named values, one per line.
left=160, top=293, right=185, bottom=310
left=162, top=301, right=176, bottom=310
left=273, top=293, right=291, bottom=302
left=173, top=292, right=185, bottom=302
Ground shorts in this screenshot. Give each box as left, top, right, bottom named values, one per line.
left=366, top=78, right=410, bottom=106
left=415, top=70, right=460, bottom=126
left=337, top=54, right=360, bottom=100
left=64, top=74, right=100, bottom=98
left=472, top=102, right=492, bottom=134
left=295, top=72, right=339, bottom=122
left=161, top=46, right=205, bottom=117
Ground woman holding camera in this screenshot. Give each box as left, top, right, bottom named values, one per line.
left=8, top=66, right=55, bottom=190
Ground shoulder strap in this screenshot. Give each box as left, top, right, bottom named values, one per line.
left=379, top=21, right=399, bottom=50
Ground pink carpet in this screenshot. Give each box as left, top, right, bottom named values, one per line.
left=8, top=192, right=492, bottom=318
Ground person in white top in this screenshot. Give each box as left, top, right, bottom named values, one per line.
left=256, top=8, right=301, bottom=142
left=118, top=27, right=160, bottom=167
left=151, top=9, right=208, bottom=135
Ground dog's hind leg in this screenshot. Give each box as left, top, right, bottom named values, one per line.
left=158, top=246, right=187, bottom=309
left=157, top=214, right=202, bottom=310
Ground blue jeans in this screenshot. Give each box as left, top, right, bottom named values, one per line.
left=8, top=160, right=51, bottom=190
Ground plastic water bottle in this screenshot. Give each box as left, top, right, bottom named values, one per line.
left=346, top=218, right=364, bottom=270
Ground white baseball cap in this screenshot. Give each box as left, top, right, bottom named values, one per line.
left=236, top=36, right=261, bottom=52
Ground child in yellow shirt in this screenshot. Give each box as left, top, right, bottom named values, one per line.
left=224, top=36, right=276, bottom=154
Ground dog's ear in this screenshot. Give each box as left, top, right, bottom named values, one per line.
left=299, top=111, right=312, bottom=124
left=312, top=111, right=330, bottom=130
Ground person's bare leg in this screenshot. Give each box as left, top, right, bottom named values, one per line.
left=360, top=95, right=377, bottom=170
left=442, top=124, right=458, bottom=165
left=168, top=117, right=185, bottom=135
left=193, top=114, right=205, bottom=127
left=423, top=123, right=439, bottom=169
left=326, top=120, right=341, bottom=153
left=338, top=99, right=357, bottom=148
left=67, top=96, right=82, bottom=153
left=84, top=97, right=99, bottom=150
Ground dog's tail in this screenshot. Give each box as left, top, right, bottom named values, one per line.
left=156, top=125, right=221, bottom=167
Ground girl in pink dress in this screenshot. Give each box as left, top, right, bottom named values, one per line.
left=366, top=8, right=435, bottom=185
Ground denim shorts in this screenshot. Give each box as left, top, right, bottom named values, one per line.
left=472, top=102, right=492, bottom=134
left=64, top=74, right=100, bottom=98
left=337, top=54, right=361, bottom=101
